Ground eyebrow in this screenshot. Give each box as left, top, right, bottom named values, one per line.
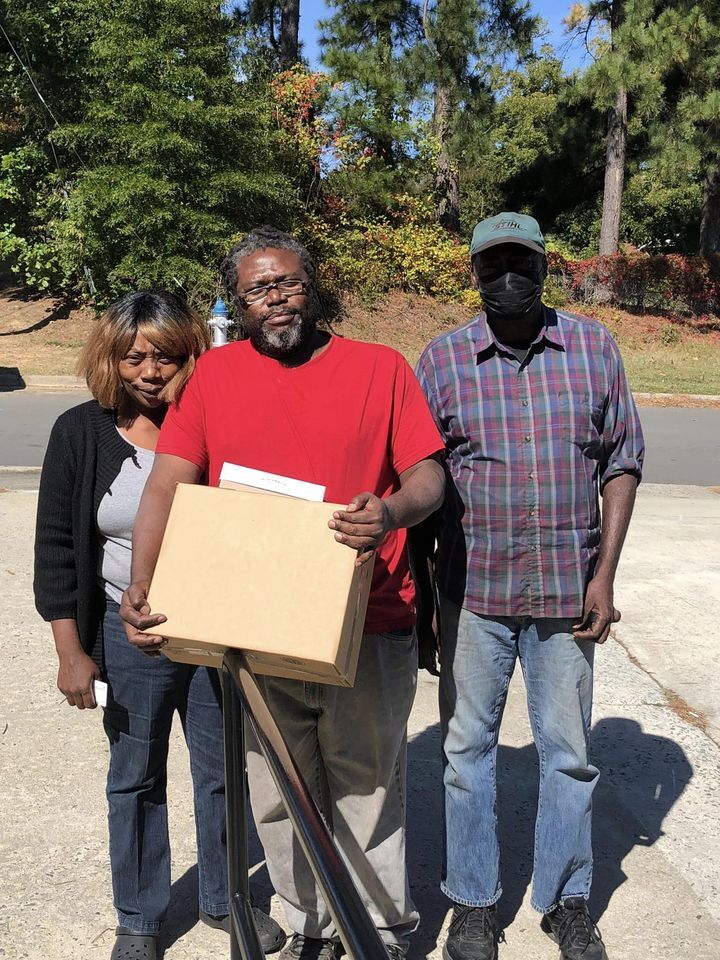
left=124, top=348, right=171, bottom=357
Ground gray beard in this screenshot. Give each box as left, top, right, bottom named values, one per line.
left=249, top=315, right=312, bottom=359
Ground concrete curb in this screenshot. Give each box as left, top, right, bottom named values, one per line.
left=0, top=373, right=87, bottom=392
left=634, top=391, right=720, bottom=407
left=24, top=375, right=87, bottom=391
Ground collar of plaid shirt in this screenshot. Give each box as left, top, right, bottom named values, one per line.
left=470, top=306, right=566, bottom=358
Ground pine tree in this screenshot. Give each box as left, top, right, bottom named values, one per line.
left=237, top=0, right=301, bottom=68
left=598, top=0, right=627, bottom=256
left=420, top=0, right=536, bottom=233
left=52, top=0, right=295, bottom=300
left=566, top=1, right=667, bottom=256
left=651, top=1, right=720, bottom=253
left=319, top=0, right=423, bottom=169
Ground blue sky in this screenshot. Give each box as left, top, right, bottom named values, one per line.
left=297, top=0, right=591, bottom=71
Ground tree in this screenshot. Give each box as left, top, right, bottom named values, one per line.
left=319, top=0, right=423, bottom=169
left=565, top=1, right=629, bottom=255
left=46, top=0, right=296, bottom=300
left=651, top=1, right=720, bottom=254
left=598, top=0, right=626, bottom=255
left=0, top=0, right=100, bottom=288
left=237, top=0, right=301, bottom=67
left=419, top=0, right=536, bottom=233
left=566, top=1, right=668, bottom=255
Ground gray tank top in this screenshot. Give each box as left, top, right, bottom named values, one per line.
left=97, top=440, right=155, bottom=603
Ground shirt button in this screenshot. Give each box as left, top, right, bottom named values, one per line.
left=528, top=472, right=534, bottom=479
left=529, top=510, right=535, bottom=516
left=522, top=399, right=529, bottom=407
left=530, top=545, right=537, bottom=552
left=524, top=435, right=531, bottom=442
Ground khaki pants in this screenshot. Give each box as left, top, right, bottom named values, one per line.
left=246, top=631, right=420, bottom=949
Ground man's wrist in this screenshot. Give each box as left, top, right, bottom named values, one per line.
left=591, top=567, right=614, bottom=586
left=382, top=498, right=397, bottom=533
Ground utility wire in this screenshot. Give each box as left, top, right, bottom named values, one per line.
left=0, top=20, right=63, bottom=127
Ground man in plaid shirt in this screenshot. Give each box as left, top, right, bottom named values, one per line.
left=413, top=213, right=644, bottom=960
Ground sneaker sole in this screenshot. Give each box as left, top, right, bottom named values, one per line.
left=442, top=942, right=498, bottom=960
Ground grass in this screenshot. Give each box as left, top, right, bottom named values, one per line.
left=622, top=343, right=720, bottom=395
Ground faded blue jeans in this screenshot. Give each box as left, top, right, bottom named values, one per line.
left=102, top=602, right=228, bottom=934
left=438, top=597, right=598, bottom=914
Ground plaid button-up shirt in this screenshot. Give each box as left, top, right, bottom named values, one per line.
left=415, top=308, right=644, bottom=619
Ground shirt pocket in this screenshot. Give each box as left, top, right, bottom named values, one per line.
left=555, top=388, right=604, bottom=454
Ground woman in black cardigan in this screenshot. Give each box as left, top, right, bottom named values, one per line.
left=34, top=291, right=283, bottom=960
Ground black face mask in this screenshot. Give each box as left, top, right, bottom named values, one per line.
left=478, top=271, right=543, bottom=318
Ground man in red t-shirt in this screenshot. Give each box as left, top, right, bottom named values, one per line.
left=120, top=226, right=445, bottom=960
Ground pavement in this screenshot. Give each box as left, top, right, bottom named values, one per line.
left=1, top=478, right=719, bottom=959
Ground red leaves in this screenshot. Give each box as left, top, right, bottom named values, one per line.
left=548, top=251, right=720, bottom=315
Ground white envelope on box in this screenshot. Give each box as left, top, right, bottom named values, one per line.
left=219, top=462, right=326, bottom=501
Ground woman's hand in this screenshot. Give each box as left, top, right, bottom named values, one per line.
left=51, top=618, right=101, bottom=709
left=57, top=649, right=101, bottom=709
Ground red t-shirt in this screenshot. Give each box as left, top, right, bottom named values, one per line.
left=157, top=336, right=443, bottom=632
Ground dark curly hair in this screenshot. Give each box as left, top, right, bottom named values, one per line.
left=220, top=226, right=316, bottom=309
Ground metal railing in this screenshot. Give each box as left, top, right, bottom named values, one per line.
left=220, top=650, right=389, bottom=960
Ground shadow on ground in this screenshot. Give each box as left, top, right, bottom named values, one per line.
left=0, top=365, right=26, bottom=391
left=161, top=803, right=274, bottom=952
left=406, top=717, right=692, bottom=957
left=153, top=715, right=691, bottom=956
left=0, top=296, right=75, bottom=337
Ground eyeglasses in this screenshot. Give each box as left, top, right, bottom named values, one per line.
left=239, top=278, right=309, bottom=305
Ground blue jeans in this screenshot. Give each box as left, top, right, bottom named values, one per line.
left=102, top=603, right=228, bottom=934
left=438, top=598, right=598, bottom=914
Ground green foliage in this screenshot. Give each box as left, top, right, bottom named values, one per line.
left=303, top=195, right=479, bottom=304
left=0, top=0, right=100, bottom=289
left=0, top=0, right=299, bottom=301
left=621, top=166, right=701, bottom=250
left=319, top=0, right=422, bottom=164
left=1, top=0, right=719, bottom=305
left=646, top=1, right=720, bottom=251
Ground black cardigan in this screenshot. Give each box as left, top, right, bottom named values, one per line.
left=34, top=400, right=137, bottom=666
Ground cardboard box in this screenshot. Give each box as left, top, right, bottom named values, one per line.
left=145, top=483, right=374, bottom=686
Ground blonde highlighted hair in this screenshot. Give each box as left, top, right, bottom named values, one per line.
left=77, top=290, right=211, bottom=409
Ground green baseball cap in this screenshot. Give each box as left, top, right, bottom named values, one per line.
left=470, top=212, right=545, bottom=257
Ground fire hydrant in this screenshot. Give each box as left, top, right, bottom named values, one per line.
left=208, top=297, right=232, bottom=347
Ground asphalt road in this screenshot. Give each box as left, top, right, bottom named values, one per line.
left=0, top=389, right=719, bottom=485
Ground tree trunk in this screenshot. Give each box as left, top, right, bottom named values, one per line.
left=700, top=163, right=720, bottom=255
left=279, top=0, right=300, bottom=68
left=373, top=19, right=396, bottom=167
left=599, top=84, right=627, bottom=256
left=433, top=82, right=460, bottom=233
